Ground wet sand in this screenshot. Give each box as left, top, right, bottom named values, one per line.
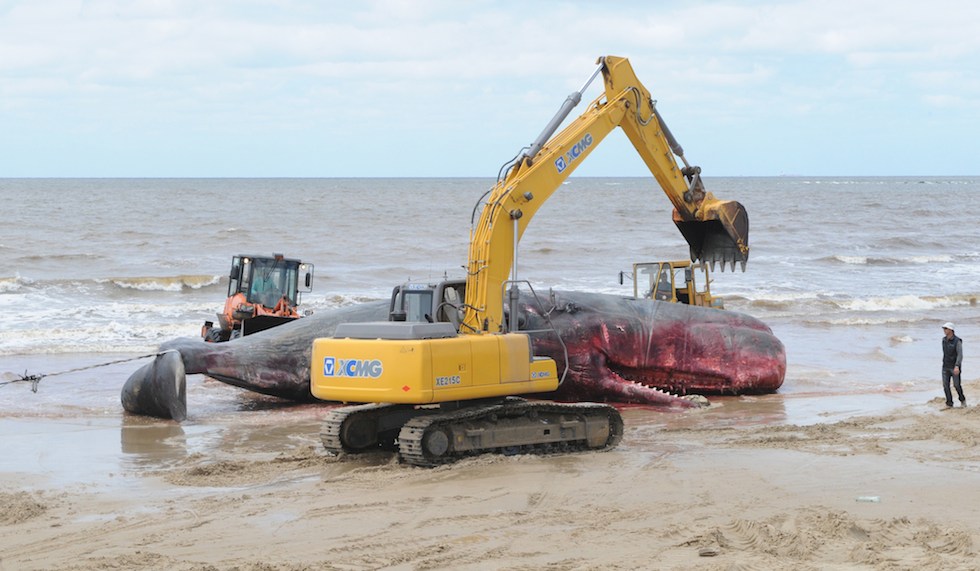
left=2, top=376, right=980, bottom=570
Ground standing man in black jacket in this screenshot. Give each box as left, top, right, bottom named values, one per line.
left=942, top=322, right=966, bottom=408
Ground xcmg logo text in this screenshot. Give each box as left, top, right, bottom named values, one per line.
left=554, top=133, right=593, bottom=173
left=323, top=357, right=384, bottom=378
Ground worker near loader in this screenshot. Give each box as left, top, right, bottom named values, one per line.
left=941, top=322, right=966, bottom=408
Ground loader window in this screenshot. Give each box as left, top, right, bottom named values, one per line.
left=247, top=257, right=296, bottom=308
left=637, top=265, right=656, bottom=298
left=283, top=263, right=300, bottom=306
left=674, top=267, right=690, bottom=304
left=229, top=256, right=243, bottom=297
left=252, top=272, right=280, bottom=307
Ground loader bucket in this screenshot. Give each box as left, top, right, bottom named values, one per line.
left=673, top=199, right=749, bottom=271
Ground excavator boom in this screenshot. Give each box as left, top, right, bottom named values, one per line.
left=462, top=56, right=749, bottom=334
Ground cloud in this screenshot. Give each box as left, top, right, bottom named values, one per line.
left=1, top=0, right=979, bottom=176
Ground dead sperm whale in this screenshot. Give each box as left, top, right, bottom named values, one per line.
left=122, top=290, right=786, bottom=419
left=524, top=291, right=785, bottom=402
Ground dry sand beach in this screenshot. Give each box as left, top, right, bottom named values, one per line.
left=3, top=377, right=980, bottom=571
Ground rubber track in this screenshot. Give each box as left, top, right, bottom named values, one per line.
left=397, top=400, right=624, bottom=467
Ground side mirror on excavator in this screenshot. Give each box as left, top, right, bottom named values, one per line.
left=618, top=271, right=625, bottom=285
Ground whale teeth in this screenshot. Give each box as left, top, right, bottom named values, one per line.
left=612, top=369, right=691, bottom=403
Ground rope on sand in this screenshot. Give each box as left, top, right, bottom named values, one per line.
left=0, top=353, right=161, bottom=393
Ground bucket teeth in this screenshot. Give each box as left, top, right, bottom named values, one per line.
left=701, top=251, right=746, bottom=273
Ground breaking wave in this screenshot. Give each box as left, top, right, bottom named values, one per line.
left=820, top=254, right=954, bottom=265
left=1, top=275, right=223, bottom=295
left=0, top=275, right=33, bottom=293
left=731, top=292, right=979, bottom=315
left=104, top=275, right=222, bottom=292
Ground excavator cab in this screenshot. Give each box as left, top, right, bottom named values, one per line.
left=388, top=280, right=467, bottom=329
left=202, top=254, right=314, bottom=342
left=624, top=261, right=724, bottom=309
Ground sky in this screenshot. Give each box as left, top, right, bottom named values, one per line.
left=1, top=0, right=979, bottom=177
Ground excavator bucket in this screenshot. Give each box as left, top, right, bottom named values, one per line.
left=673, top=199, right=749, bottom=271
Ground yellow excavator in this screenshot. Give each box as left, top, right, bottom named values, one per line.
left=309, top=56, right=749, bottom=466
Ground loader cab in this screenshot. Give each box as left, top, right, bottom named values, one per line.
left=624, top=260, right=723, bottom=309
left=389, top=279, right=467, bottom=329
left=230, top=254, right=314, bottom=309
left=203, top=253, right=316, bottom=342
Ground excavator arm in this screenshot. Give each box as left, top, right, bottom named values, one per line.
left=462, top=55, right=749, bottom=334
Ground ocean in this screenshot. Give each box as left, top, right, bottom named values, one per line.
left=2, top=176, right=979, bottom=418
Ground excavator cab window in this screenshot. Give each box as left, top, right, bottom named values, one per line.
left=389, top=281, right=466, bottom=325
left=405, top=290, right=434, bottom=322
left=437, top=282, right=466, bottom=329
left=390, top=285, right=436, bottom=323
